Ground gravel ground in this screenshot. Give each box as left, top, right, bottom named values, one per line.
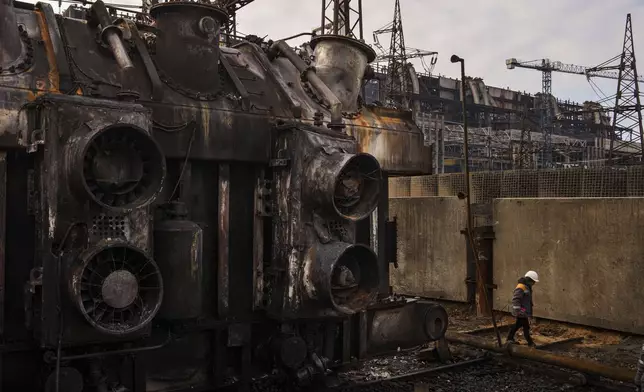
left=338, top=349, right=431, bottom=383
left=335, top=361, right=616, bottom=392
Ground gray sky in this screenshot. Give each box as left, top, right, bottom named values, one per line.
left=36, top=0, right=644, bottom=105
left=235, top=0, right=644, bottom=105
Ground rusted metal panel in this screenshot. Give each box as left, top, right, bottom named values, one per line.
left=218, top=163, right=230, bottom=318
left=252, top=168, right=264, bottom=310
left=347, top=108, right=432, bottom=175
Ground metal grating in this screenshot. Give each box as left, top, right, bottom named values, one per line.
left=90, top=213, right=131, bottom=241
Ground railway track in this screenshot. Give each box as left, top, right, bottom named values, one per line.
left=333, top=357, right=629, bottom=392
left=249, top=325, right=635, bottom=392
left=247, top=354, right=631, bottom=392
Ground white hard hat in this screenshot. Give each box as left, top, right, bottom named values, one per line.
left=525, top=270, right=539, bottom=283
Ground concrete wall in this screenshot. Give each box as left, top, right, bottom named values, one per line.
left=493, top=197, right=644, bottom=334
left=389, top=197, right=468, bottom=302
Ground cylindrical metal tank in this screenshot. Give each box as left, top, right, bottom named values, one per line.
left=368, top=301, right=448, bottom=354
left=0, top=0, right=22, bottom=66
left=154, top=201, right=203, bottom=320
left=150, top=1, right=227, bottom=94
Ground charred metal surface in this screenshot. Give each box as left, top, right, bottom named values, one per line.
left=367, top=300, right=448, bottom=354
left=253, top=168, right=265, bottom=310
left=150, top=1, right=227, bottom=95
left=268, top=124, right=381, bottom=319
left=37, top=3, right=72, bottom=91
left=377, top=172, right=390, bottom=295
left=154, top=201, right=203, bottom=320
left=217, top=163, right=230, bottom=318
left=31, top=94, right=165, bottom=347
left=0, top=0, right=23, bottom=66
left=0, top=1, right=433, bottom=389
left=310, top=35, right=375, bottom=113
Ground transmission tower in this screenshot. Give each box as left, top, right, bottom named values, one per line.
left=372, top=0, right=437, bottom=108
left=384, top=0, right=406, bottom=107
left=541, top=68, right=553, bottom=167
left=604, top=13, right=644, bottom=164
left=319, top=0, right=364, bottom=40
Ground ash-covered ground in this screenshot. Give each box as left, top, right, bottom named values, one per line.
left=337, top=348, right=434, bottom=383
left=335, top=361, right=617, bottom=392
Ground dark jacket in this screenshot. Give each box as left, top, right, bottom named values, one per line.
left=511, top=277, right=534, bottom=318
left=635, top=343, right=644, bottom=387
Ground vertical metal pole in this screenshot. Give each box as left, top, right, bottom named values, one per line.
left=358, top=0, right=364, bottom=40
left=332, top=0, right=339, bottom=35
left=460, top=61, right=472, bottom=233
left=457, top=58, right=501, bottom=344
left=377, top=172, right=389, bottom=295
left=343, top=0, right=350, bottom=36
left=320, top=0, right=326, bottom=35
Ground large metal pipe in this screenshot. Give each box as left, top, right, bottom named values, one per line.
left=91, top=0, right=133, bottom=70
left=0, top=0, right=22, bottom=66
left=446, top=332, right=635, bottom=383
left=270, top=40, right=343, bottom=128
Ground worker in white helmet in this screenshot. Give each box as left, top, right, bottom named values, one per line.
left=506, top=270, right=539, bottom=347
left=634, top=343, right=644, bottom=391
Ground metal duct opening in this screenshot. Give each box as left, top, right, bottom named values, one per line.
left=310, top=35, right=376, bottom=113
left=67, top=124, right=166, bottom=211
left=0, top=0, right=23, bottom=66
left=150, top=1, right=227, bottom=95
left=305, top=243, right=379, bottom=314
left=69, top=244, right=163, bottom=335
left=423, top=303, right=449, bottom=340
left=305, top=152, right=381, bottom=221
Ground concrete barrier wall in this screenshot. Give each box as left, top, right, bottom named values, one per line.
left=389, top=197, right=468, bottom=302
left=493, top=197, right=644, bottom=334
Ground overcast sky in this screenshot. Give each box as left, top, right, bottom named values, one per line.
left=38, top=0, right=644, bottom=105
left=234, top=0, right=644, bottom=105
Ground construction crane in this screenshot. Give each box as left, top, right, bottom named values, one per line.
left=373, top=0, right=437, bottom=108
left=506, top=14, right=643, bottom=167
left=506, top=58, right=644, bottom=82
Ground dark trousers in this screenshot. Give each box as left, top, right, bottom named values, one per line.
left=507, top=317, right=534, bottom=345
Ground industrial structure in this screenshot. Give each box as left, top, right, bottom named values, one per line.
left=0, top=0, right=448, bottom=390
left=366, top=8, right=642, bottom=172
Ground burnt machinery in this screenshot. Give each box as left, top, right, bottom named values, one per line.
left=0, top=0, right=445, bottom=390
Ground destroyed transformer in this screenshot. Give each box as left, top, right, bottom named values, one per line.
left=0, top=0, right=448, bottom=390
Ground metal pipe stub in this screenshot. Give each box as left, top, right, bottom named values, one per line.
left=90, top=0, right=134, bottom=70
left=446, top=331, right=635, bottom=383
left=270, top=40, right=344, bottom=128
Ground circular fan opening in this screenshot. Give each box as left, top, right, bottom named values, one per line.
left=423, top=304, right=449, bottom=341
left=333, top=154, right=381, bottom=221
left=75, top=245, right=163, bottom=335
left=330, top=244, right=379, bottom=313
left=81, top=125, right=165, bottom=210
